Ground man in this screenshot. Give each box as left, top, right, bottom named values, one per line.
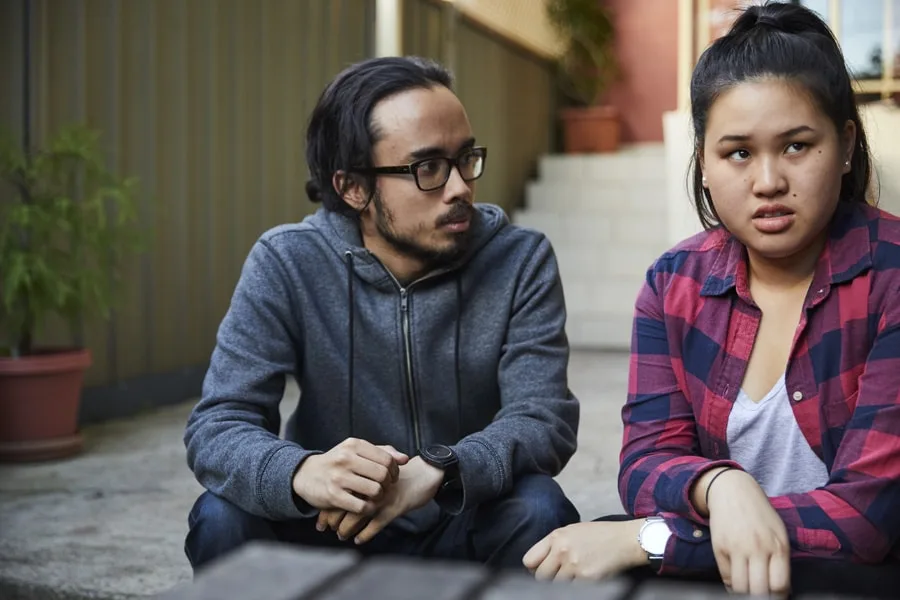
left=183, top=56, right=580, bottom=573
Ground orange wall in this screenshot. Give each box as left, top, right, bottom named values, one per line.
left=603, top=0, right=679, bottom=143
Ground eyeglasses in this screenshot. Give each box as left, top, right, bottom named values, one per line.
left=352, top=146, right=488, bottom=192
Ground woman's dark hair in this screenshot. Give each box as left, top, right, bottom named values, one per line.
left=305, top=56, right=454, bottom=216
left=689, top=1, right=874, bottom=229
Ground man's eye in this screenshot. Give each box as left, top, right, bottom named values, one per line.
left=418, top=160, right=441, bottom=174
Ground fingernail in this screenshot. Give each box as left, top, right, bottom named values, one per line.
left=354, top=537, right=362, bottom=545
left=337, top=534, right=345, bottom=541
left=316, top=524, right=325, bottom=532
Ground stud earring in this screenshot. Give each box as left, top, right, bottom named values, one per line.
left=702, top=176, right=708, bottom=186
left=845, top=160, right=850, bottom=166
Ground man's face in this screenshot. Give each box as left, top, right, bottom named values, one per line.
left=362, top=85, right=478, bottom=271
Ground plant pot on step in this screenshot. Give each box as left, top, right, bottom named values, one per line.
left=560, top=105, right=621, bottom=154
left=0, top=348, right=92, bottom=462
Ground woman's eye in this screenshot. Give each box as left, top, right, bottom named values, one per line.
left=729, top=149, right=751, bottom=161
left=786, top=142, right=807, bottom=154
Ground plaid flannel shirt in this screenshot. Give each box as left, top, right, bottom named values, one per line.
left=619, top=202, right=900, bottom=574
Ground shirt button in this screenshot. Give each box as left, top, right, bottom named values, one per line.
left=792, top=391, right=803, bottom=402
left=693, top=529, right=704, bottom=538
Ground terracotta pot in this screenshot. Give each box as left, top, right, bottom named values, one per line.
left=0, top=348, right=92, bottom=462
left=559, top=105, right=621, bottom=154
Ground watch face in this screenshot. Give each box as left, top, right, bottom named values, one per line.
left=641, top=520, right=672, bottom=556
left=427, top=445, right=452, bottom=460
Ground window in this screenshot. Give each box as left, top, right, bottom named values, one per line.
left=796, top=0, right=899, bottom=99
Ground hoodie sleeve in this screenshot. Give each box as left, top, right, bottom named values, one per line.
left=443, top=235, right=579, bottom=513
left=184, top=239, right=320, bottom=520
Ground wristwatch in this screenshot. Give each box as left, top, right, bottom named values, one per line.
left=419, top=444, right=461, bottom=493
left=638, top=516, right=672, bottom=570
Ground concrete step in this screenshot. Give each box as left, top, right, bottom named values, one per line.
left=512, top=210, right=671, bottom=250
left=537, top=143, right=667, bottom=183
left=523, top=180, right=668, bottom=214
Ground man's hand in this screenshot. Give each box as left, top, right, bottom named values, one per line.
left=321, top=456, right=443, bottom=543
left=522, top=520, right=648, bottom=581
left=706, top=469, right=791, bottom=597
left=292, top=438, right=408, bottom=514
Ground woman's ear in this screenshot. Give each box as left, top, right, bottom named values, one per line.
left=333, top=171, right=368, bottom=212
left=842, top=119, right=857, bottom=175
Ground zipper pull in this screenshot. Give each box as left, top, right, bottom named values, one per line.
left=400, top=288, right=408, bottom=311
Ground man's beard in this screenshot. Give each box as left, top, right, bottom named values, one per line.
left=371, top=191, right=474, bottom=269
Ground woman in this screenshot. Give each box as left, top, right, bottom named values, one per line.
left=523, top=2, right=900, bottom=597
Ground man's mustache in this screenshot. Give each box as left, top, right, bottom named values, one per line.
left=436, top=202, right=474, bottom=227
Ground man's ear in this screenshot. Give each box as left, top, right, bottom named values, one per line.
left=333, top=171, right=369, bottom=212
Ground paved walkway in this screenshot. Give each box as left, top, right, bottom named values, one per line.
left=0, top=350, right=629, bottom=599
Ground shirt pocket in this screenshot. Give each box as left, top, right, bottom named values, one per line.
left=820, top=390, right=858, bottom=466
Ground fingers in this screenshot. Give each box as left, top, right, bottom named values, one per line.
left=713, top=548, right=732, bottom=592
left=338, top=469, right=385, bottom=501
left=522, top=536, right=552, bottom=571
left=330, top=490, right=376, bottom=515
left=748, top=555, right=770, bottom=596
left=344, top=438, right=403, bottom=476
left=730, top=557, right=749, bottom=596
left=554, top=561, right=577, bottom=582
left=533, top=553, right=562, bottom=582
left=377, top=445, right=410, bottom=470
left=768, top=551, right=791, bottom=596
left=317, top=509, right=346, bottom=533
left=337, top=512, right=371, bottom=541
left=354, top=508, right=397, bottom=545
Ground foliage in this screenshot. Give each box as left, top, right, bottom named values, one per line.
left=0, top=124, right=144, bottom=357
left=546, top=0, right=619, bottom=106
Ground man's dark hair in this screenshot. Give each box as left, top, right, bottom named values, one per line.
left=305, top=56, right=454, bottom=216
left=688, top=1, right=874, bottom=229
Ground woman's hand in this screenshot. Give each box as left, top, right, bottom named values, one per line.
left=706, top=469, right=791, bottom=596
left=522, top=520, right=648, bottom=581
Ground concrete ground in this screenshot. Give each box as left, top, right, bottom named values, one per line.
left=0, top=350, right=629, bottom=600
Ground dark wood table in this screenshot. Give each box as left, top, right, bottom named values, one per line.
left=156, top=541, right=871, bottom=600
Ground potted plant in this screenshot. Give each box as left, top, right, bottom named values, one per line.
left=0, top=124, right=143, bottom=462
left=547, top=0, right=620, bottom=153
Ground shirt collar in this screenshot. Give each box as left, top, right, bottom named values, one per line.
left=699, top=202, right=874, bottom=298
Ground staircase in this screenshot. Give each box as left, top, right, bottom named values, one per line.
left=513, top=144, right=673, bottom=350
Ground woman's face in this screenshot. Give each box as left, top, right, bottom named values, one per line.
left=701, top=78, right=855, bottom=263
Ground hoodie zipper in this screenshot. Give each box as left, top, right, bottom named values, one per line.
left=358, top=250, right=451, bottom=453
left=399, top=288, right=422, bottom=451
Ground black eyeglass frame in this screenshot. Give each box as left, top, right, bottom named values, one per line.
left=351, top=146, right=488, bottom=192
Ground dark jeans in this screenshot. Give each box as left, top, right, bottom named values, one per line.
left=186, top=474, right=580, bottom=574
left=597, top=515, right=900, bottom=599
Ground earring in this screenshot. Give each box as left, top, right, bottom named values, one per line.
left=702, top=176, right=708, bottom=186
left=845, top=160, right=850, bottom=166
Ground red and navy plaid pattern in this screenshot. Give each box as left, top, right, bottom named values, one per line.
left=619, top=202, right=900, bottom=574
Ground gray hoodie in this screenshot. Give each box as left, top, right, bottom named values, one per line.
left=184, top=203, right=579, bottom=532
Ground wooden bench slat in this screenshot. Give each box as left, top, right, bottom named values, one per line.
left=156, top=541, right=358, bottom=600
left=630, top=580, right=732, bottom=599
left=477, top=572, right=630, bottom=600
left=312, top=556, right=489, bottom=600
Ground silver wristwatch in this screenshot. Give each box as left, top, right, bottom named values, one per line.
left=638, top=516, right=672, bottom=570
